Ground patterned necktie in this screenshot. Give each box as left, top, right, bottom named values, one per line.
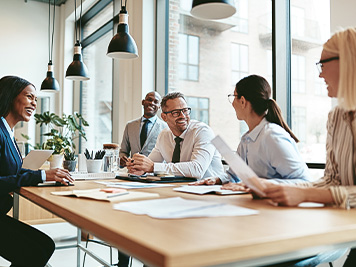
left=140, top=119, right=149, bottom=148
left=172, top=137, right=183, bottom=163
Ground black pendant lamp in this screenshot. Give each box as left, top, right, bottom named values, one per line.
left=191, top=0, right=236, bottom=20
left=66, top=0, right=90, bottom=81
left=41, top=0, right=60, bottom=92
left=107, top=0, right=138, bottom=59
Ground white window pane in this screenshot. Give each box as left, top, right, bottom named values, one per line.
left=179, top=34, right=188, bottom=63
left=179, top=64, right=188, bottom=80
left=291, top=0, right=331, bottom=163
left=188, top=65, right=198, bottom=81
left=188, top=36, right=199, bottom=64
left=81, top=31, right=113, bottom=150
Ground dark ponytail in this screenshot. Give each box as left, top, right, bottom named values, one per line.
left=235, top=75, right=299, bottom=143
left=266, top=98, right=299, bottom=142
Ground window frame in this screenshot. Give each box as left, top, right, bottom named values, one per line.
left=77, top=0, right=114, bottom=152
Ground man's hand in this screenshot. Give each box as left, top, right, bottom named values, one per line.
left=127, top=153, right=154, bottom=173
left=119, top=156, right=129, bottom=167
left=189, top=177, right=221, bottom=185
left=45, top=168, right=74, bottom=185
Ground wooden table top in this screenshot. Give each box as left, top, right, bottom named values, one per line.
left=17, top=180, right=356, bottom=267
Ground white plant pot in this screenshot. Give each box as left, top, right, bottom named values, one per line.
left=86, top=159, right=102, bottom=173
left=49, top=154, right=64, bottom=169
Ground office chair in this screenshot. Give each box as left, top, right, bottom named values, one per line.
left=293, top=248, right=349, bottom=267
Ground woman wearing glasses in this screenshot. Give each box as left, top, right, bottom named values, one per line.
left=254, top=27, right=356, bottom=266
left=194, top=74, right=310, bottom=186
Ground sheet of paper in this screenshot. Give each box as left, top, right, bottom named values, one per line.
left=95, top=181, right=174, bottom=189
left=173, top=185, right=246, bottom=195
left=211, top=136, right=266, bottom=197
left=51, top=188, right=159, bottom=202
left=113, top=197, right=258, bottom=219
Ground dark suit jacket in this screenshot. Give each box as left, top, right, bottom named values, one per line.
left=0, top=119, right=42, bottom=212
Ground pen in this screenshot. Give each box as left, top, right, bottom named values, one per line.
left=107, top=192, right=129, bottom=198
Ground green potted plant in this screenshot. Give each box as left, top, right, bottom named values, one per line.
left=63, top=151, right=77, bottom=172
left=34, top=111, right=89, bottom=169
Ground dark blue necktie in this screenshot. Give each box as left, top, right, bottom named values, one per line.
left=172, top=137, right=183, bottom=163
left=140, top=119, right=149, bottom=148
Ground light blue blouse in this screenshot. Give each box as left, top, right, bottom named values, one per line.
left=234, top=118, right=311, bottom=183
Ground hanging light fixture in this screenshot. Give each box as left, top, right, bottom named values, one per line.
left=41, top=0, right=60, bottom=92
left=107, top=0, right=138, bottom=59
left=191, top=0, right=236, bottom=20
left=66, top=0, right=90, bottom=81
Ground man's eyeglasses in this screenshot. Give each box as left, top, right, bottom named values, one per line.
left=316, top=56, right=339, bottom=74
left=228, top=94, right=238, bottom=104
left=163, top=107, right=192, bottom=117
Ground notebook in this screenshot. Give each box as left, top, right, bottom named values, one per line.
left=22, top=150, right=54, bottom=170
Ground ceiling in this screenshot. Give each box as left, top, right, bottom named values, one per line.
left=26, top=0, right=67, bottom=6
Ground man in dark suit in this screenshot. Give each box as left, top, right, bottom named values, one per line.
left=119, top=91, right=167, bottom=167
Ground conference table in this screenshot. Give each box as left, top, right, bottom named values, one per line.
left=14, top=180, right=356, bottom=267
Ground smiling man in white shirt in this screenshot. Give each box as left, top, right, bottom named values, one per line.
left=127, top=92, right=228, bottom=182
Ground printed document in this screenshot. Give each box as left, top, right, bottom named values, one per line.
left=113, top=197, right=258, bottom=219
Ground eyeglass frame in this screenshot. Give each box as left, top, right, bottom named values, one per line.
left=316, top=56, right=339, bottom=74
left=228, top=93, right=238, bottom=103
left=163, top=107, right=192, bottom=117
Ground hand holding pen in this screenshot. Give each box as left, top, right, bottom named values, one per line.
left=127, top=153, right=154, bottom=174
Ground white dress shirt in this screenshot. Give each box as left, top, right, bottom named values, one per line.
left=148, top=120, right=228, bottom=181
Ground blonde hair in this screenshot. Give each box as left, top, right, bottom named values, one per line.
left=323, top=27, right=356, bottom=110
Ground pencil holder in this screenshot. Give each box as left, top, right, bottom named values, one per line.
left=86, top=159, right=102, bottom=173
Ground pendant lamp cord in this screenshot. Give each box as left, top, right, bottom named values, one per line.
left=74, top=0, right=83, bottom=43
left=74, top=0, right=77, bottom=42
left=120, top=0, right=128, bottom=10
left=48, top=0, right=56, bottom=64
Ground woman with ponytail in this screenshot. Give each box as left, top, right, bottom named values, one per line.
left=192, top=74, right=310, bottom=186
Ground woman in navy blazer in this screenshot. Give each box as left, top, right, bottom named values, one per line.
left=0, top=76, right=74, bottom=267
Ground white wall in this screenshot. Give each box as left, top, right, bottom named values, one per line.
left=331, top=0, right=356, bottom=33
left=0, top=0, right=62, bottom=143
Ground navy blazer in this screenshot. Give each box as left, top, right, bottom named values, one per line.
left=0, top=119, right=42, bottom=197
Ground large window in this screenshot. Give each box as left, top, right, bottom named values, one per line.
left=161, top=0, right=330, bottom=166
left=79, top=0, right=113, bottom=151
left=166, top=0, right=272, bottom=149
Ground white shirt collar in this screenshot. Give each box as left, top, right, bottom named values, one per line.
left=1, top=117, right=14, bottom=140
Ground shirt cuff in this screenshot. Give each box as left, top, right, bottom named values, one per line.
left=153, top=162, right=166, bottom=174
left=41, top=170, right=46, bottom=182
